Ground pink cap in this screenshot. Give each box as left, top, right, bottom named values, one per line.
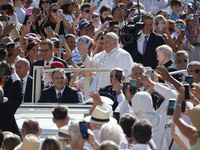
left=25, top=7, right=33, bottom=16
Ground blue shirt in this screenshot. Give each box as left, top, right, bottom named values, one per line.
left=169, top=11, right=180, bottom=21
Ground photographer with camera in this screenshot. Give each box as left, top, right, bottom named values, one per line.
left=124, top=13, right=166, bottom=69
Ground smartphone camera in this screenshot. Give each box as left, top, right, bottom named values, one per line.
left=115, top=70, right=122, bottom=83
left=185, top=75, right=193, bottom=88
left=79, top=121, right=88, bottom=139
left=183, top=84, right=190, bottom=100
left=130, top=79, right=137, bottom=94
left=167, top=99, right=176, bottom=115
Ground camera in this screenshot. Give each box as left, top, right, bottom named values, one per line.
left=120, top=14, right=144, bottom=44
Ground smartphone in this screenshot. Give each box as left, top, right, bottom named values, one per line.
left=46, top=26, right=52, bottom=34
left=0, top=16, right=8, bottom=21
left=59, top=34, right=64, bottom=43
left=181, top=101, right=186, bottom=112
left=55, top=41, right=60, bottom=49
left=109, top=21, right=118, bottom=28
left=158, top=20, right=164, bottom=31
left=15, top=42, right=20, bottom=48
left=185, top=75, right=193, bottom=87
left=32, top=8, right=41, bottom=15
left=146, top=69, right=154, bottom=77
left=184, top=84, right=190, bottom=100
left=7, top=16, right=13, bottom=25
left=115, top=70, right=122, bottom=83
left=181, top=29, right=185, bottom=36
left=130, top=79, right=137, bottom=94
left=167, top=99, right=176, bottom=115
left=79, top=121, right=88, bottom=139
left=57, top=9, right=63, bottom=19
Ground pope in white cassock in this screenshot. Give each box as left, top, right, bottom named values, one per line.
left=79, top=32, right=135, bottom=100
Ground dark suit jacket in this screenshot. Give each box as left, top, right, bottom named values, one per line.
left=164, top=60, right=182, bottom=82
left=29, top=57, right=70, bottom=80
left=38, top=86, right=80, bottom=103
left=124, top=32, right=166, bottom=69
left=0, top=80, right=23, bottom=137
left=24, top=75, right=33, bottom=102
left=4, top=75, right=33, bottom=102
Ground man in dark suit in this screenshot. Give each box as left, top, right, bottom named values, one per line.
left=4, top=58, right=33, bottom=102
left=124, top=13, right=166, bottom=69
left=29, top=39, right=70, bottom=80
left=16, top=58, right=33, bottom=102
left=156, top=45, right=182, bottom=82
left=38, top=69, right=80, bottom=103
left=0, top=69, right=23, bottom=137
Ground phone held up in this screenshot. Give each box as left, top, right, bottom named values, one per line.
left=79, top=121, right=88, bottom=139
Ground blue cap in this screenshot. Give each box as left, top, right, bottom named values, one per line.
left=51, top=37, right=59, bottom=42
left=79, top=21, right=93, bottom=30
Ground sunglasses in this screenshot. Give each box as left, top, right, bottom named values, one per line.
left=191, top=69, right=200, bottom=74
left=51, top=9, right=58, bottom=13
left=82, top=10, right=90, bottom=13
left=6, top=44, right=14, bottom=49
left=177, top=25, right=186, bottom=29
left=178, top=59, right=187, bottom=63
left=92, top=15, right=98, bottom=18
left=41, top=1, right=50, bottom=4
left=5, top=10, right=14, bottom=16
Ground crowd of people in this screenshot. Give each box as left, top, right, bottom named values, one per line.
left=0, top=0, right=200, bottom=149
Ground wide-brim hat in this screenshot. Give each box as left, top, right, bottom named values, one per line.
left=189, top=105, right=200, bottom=131
left=14, top=134, right=40, bottom=150
left=84, top=106, right=117, bottom=125
left=60, top=0, right=75, bottom=7
left=1, top=37, right=14, bottom=46
left=83, top=96, right=114, bottom=105
left=56, top=126, right=68, bottom=140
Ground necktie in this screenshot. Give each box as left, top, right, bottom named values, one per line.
left=143, top=35, right=148, bottom=55
left=46, top=62, right=49, bottom=65
left=57, top=92, right=61, bottom=100
left=21, top=79, right=23, bottom=88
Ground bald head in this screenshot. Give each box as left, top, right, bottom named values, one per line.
left=21, top=119, right=41, bottom=137
left=99, top=140, right=118, bottom=150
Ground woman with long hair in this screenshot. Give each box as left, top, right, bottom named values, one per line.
left=25, top=41, right=39, bottom=66
left=41, top=3, right=72, bottom=38
left=60, top=0, right=76, bottom=35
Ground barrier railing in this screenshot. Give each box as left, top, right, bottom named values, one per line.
left=32, top=66, right=131, bottom=103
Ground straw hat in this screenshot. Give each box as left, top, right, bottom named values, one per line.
left=84, top=106, right=117, bottom=125
left=83, top=96, right=114, bottom=105
left=14, top=134, right=40, bottom=150
left=59, top=0, right=75, bottom=7
left=56, top=126, right=68, bottom=140
left=189, top=105, right=200, bottom=131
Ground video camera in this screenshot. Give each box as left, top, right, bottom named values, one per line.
left=120, top=0, right=144, bottom=44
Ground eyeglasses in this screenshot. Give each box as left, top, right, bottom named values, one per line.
left=191, top=69, right=200, bottom=74
left=82, top=10, right=90, bottom=13
left=92, top=15, right=98, bottom=18
left=41, top=1, right=50, bottom=4
left=51, top=9, right=58, bottom=13
left=177, top=25, right=186, bottom=29
left=5, top=10, right=14, bottom=16
left=6, top=44, right=14, bottom=49
left=178, top=59, right=187, bottom=63
left=39, top=49, right=51, bottom=53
